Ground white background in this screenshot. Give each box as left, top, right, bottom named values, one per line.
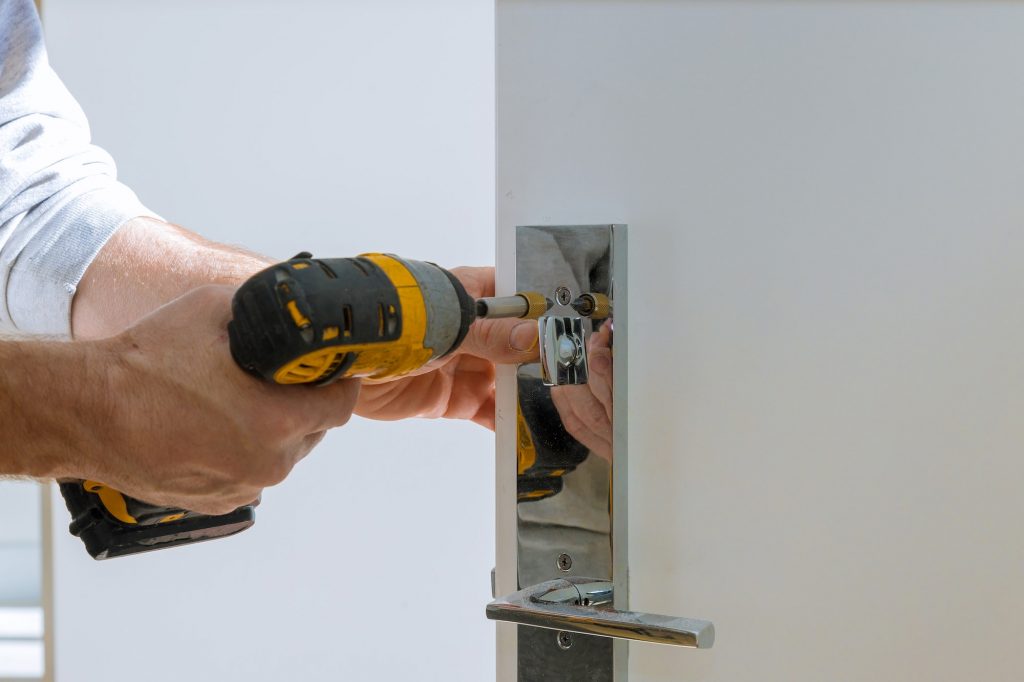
left=43, top=2, right=496, bottom=680
left=0, top=483, right=40, bottom=606
left=0, top=482, right=44, bottom=678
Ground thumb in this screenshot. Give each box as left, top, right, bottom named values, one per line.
left=458, top=317, right=539, bottom=364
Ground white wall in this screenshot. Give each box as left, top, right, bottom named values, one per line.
left=43, top=2, right=495, bottom=680
left=0, top=482, right=41, bottom=605
left=498, top=1, right=1024, bottom=680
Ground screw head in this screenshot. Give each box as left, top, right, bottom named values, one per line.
left=555, top=286, right=572, bottom=306
left=556, top=631, right=573, bottom=650
left=556, top=553, right=573, bottom=572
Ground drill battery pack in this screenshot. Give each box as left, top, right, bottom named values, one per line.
left=58, top=481, right=256, bottom=560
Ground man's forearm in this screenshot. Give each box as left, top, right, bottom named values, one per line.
left=2, top=217, right=271, bottom=478
left=0, top=288, right=361, bottom=510
left=72, top=217, right=271, bottom=339
left=0, top=339, right=112, bottom=479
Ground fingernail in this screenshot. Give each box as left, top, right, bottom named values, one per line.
left=509, top=321, right=538, bottom=353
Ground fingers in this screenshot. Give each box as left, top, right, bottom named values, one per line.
left=188, top=495, right=258, bottom=517
left=358, top=369, right=457, bottom=421
left=297, top=431, right=327, bottom=460
left=459, top=317, right=539, bottom=364
left=302, top=378, right=362, bottom=430
left=442, top=355, right=494, bottom=422
left=549, top=323, right=615, bottom=461
left=439, top=265, right=540, bottom=364
left=449, top=266, right=494, bottom=299
left=110, top=281, right=361, bottom=517
left=550, top=385, right=613, bottom=461
left=471, top=393, right=496, bottom=430
left=137, top=481, right=261, bottom=517
left=586, top=325, right=613, bottom=420
left=442, top=356, right=497, bottom=425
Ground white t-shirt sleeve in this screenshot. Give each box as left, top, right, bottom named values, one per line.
left=0, top=0, right=158, bottom=336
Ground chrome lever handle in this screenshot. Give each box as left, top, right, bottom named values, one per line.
left=486, top=577, right=715, bottom=649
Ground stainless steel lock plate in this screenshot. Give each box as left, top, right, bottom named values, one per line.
left=491, top=225, right=712, bottom=682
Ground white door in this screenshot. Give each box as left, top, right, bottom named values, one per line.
left=497, top=2, right=1024, bottom=680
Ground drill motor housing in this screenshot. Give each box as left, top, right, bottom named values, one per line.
left=229, top=253, right=475, bottom=385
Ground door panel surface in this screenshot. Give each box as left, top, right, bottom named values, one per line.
left=497, top=2, right=1024, bottom=679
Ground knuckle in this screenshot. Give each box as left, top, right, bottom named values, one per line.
left=253, top=409, right=303, bottom=441
left=190, top=483, right=261, bottom=515
left=316, top=383, right=358, bottom=429
left=332, top=408, right=353, bottom=428
left=479, top=322, right=499, bottom=349
left=583, top=401, right=606, bottom=427
left=560, top=410, right=585, bottom=437
left=304, top=431, right=326, bottom=450
left=258, top=456, right=293, bottom=486
left=219, top=456, right=252, bottom=483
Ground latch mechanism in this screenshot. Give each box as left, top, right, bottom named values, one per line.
left=539, top=316, right=588, bottom=386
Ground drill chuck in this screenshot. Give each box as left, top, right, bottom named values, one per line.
left=476, top=292, right=551, bottom=320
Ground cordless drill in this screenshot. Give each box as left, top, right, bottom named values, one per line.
left=60, top=252, right=548, bottom=559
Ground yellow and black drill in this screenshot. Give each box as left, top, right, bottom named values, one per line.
left=59, top=252, right=549, bottom=559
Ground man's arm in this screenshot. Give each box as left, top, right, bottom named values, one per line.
left=1, top=287, right=361, bottom=514
left=0, top=338, right=111, bottom=479
left=71, top=217, right=269, bottom=339
left=0, top=1, right=359, bottom=513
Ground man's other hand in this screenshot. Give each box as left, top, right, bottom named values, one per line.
left=354, top=266, right=539, bottom=430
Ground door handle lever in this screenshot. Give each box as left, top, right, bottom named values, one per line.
left=486, top=577, right=715, bottom=649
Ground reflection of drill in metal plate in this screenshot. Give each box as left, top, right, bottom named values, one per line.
left=516, top=375, right=591, bottom=502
